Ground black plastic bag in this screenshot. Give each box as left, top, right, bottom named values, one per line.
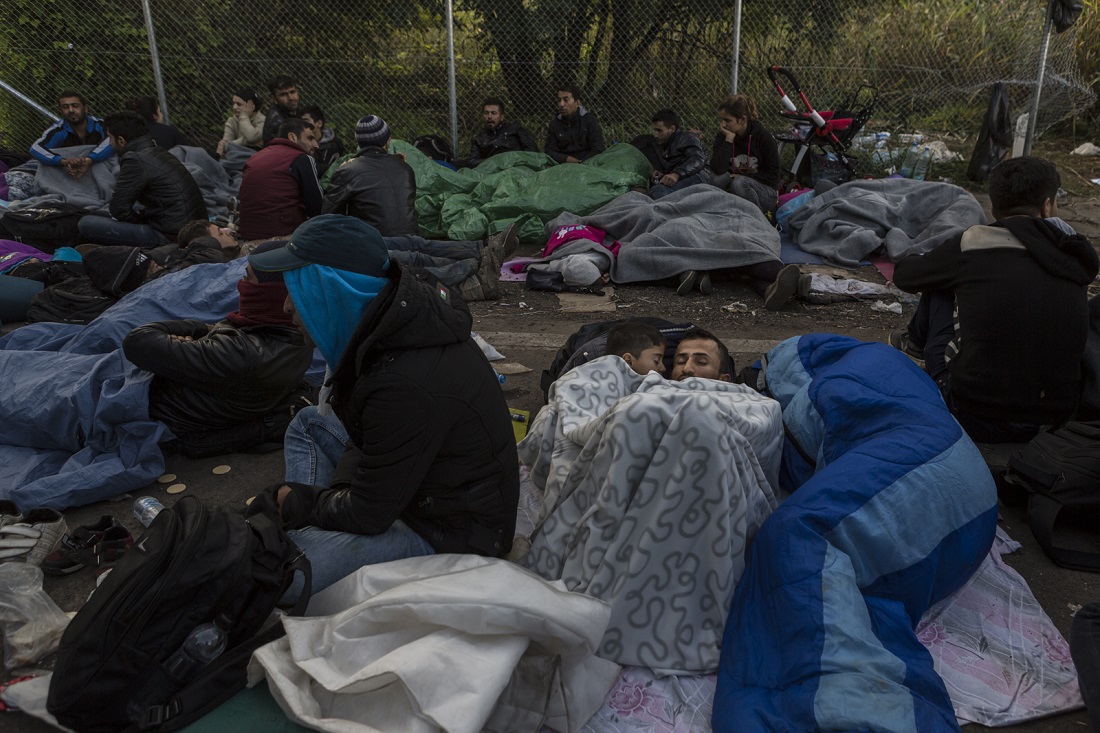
left=967, top=82, right=1012, bottom=183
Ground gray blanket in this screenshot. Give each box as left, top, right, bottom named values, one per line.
left=8, top=145, right=236, bottom=218
left=544, top=186, right=781, bottom=283
left=785, top=178, right=987, bottom=268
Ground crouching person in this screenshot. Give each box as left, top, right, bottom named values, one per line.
left=122, top=240, right=314, bottom=456
left=247, top=214, right=520, bottom=595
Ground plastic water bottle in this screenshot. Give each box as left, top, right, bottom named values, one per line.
left=492, top=368, right=506, bottom=385
left=133, top=497, right=165, bottom=527
left=899, top=142, right=920, bottom=178
left=127, top=618, right=229, bottom=722
left=912, top=146, right=933, bottom=181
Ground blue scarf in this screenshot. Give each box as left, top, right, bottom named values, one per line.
left=285, top=264, right=388, bottom=367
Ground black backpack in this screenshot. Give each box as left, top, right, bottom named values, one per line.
left=25, top=275, right=116, bottom=325
left=47, top=496, right=311, bottom=732
left=1007, top=421, right=1100, bottom=571
left=0, top=203, right=84, bottom=252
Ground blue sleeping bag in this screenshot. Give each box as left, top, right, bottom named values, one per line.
left=713, top=334, right=998, bottom=732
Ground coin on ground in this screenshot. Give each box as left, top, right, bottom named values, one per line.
left=212, top=465, right=232, bottom=475
left=157, top=474, right=177, bottom=484
left=166, top=483, right=187, bottom=494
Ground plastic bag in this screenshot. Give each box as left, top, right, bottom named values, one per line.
left=0, top=564, right=70, bottom=670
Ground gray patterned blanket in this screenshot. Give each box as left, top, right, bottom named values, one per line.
left=519, top=356, right=783, bottom=674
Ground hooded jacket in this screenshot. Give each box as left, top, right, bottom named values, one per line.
left=289, top=263, right=519, bottom=556
left=894, top=217, right=1100, bottom=425
left=109, top=135, right=207, bottom=237
left=321, top=147, right=418, bottom=237
left=544, top=106, right=605, bottom=164
left=708, top=120, right=781, bottom=189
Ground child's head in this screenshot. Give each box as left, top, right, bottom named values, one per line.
left=607, top=321, right=666, bottom=375
left=988, top=156, right=1060, bottom=220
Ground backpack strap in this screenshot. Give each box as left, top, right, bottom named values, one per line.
left=1028, top=493, right=1100, bottom=572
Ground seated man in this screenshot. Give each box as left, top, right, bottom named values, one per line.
left=248, top=215, right=520, bottom=595
left=261, top=75, right=302, bottom=146
left=468, top=97, right=537, bottom=167
left=322, top=114, right=418, bottom=236
left=300, top=105, right=345, bottom=178
left=605, top=321, right=666, bottom=376
left=892, top=156, right=1099, bottom=443
left=122, top=241, right=313, bottom=455
left=630, top=109, right=708, bottom=199
left=238, top=118, right=322, bottom=241
left=544, top=85, right=605, bottom=164
left=125, top=96, right=189, bottom=150
left=30, top=91, right=113, bottom=178
left=76, top=113, right=208, bottom=248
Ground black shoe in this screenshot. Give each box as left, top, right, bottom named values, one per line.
left=889, top=330, right=925, bottom=360
left=677, top=271, right=698, bottom=296
left=763, top=264, right=801, bottom=311
left=697, top=272, right=713, bottom=295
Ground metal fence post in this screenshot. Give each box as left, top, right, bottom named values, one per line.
left=0, top=78, right=58, bottom=121
left=140, top=0, right=171, bottom=124
left=1023, top=0, right=1054, bottom=156
left=729, top=0, right=742, bottom=94
left=445, top=0, right=459, bottom=153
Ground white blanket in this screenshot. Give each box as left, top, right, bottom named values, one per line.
left=250, top=554, right=620, bottom=733
left=520, top=357, right=783, bottom=673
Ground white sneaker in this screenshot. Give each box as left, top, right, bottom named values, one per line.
left=0, top=508, right=68, bottom=567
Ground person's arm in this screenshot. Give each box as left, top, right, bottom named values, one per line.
left=29, top=123, right=64, bottom=166
left=468, top=135, right=482, bottom=167
left=306, top=376, right=450, bottom=534
left=122, top=320, right=245, bottom=390
left=673, top=134, right=707, bottom=179
left=108, top=158, right=146, bottom=222
left=87, top=135, right=114, bottom=163
left=219, top=116, right=238, bottom=152
left=892, top=239, right=963, bottom=294
left=748, top=125, right=781, bottom=189
left=518, top=126, right=538, bottom=152
left=544, top=124, right=566, bottom=164
left=320, top=168, right=350, bottom=215
left=240, top=113, right=265, bottom=147
left=576, top=115, right=605, bottom=161
left=290, top=154, right=324, bottom=218
left=261, top=111, right=281, bottom=146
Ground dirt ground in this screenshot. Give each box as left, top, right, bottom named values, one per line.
left=4, top=150, right=1100, bottom=731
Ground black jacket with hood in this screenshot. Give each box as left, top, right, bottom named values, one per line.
left=290, top=264, right=520, bottom=556
left=894, top=216, right=1100, bottom=425
left=321, top=146, right=419, bottom=237
left=109, top=135, right=207, bottom=238
left=544, top=107, right=605, bottom=163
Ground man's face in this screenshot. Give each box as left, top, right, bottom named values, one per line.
left=290, top=126, right=319, bottom=154
left=107, top=132, right=125, bottom=154
left=652, top=121, right=676, bottom=144
left=483, top=105, right=504, bottom=128
left=59, top=96, right=86, bottom=126
left=274, top=86, right=300, bottom=113
left=207, top=223, right=237, bottom=249
left=557, top=91, right=580, bottom=117
left=624, top=345, right=666, bottom=376
left=300, top=112, right=324, bottom=132
left=670, top=338, right=728, bottom=381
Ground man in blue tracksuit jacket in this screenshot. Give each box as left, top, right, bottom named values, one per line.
left=30, top=91, right=114, bottom=178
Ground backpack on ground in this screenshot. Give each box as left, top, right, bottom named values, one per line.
left=47, top=496, right=311, bottom=733
left=0, top=203, right=84, bottom=252
left=1007, top=420, right=1100, bottom=571
left=25, top=275, right=116, bottom=325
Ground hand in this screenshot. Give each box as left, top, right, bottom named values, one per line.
left=244, top=100, right=256, bottom=116
left=276, top=484, right=292, bottom=513
left=566, top=155, right=581, bottom=164
left=168, top=334, right=194, bottom=343
left=722, top=129, right=736, bottom=144
left=67, top=157, right=92, bottom=179
left=659, top=172, right=680, bottom=187
left=216, top=139, right=227, bottom=156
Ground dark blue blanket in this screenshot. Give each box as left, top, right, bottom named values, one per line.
left=713, top=335, right=998, bottom=733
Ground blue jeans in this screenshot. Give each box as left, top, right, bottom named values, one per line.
left=650, top=169, right=711, bottom=200
left=283, top=406, right=348, bottom=486
left=280, top=406, right=435, bottom=600
left=384, top=236, right=481, bottom=286
left=78, top=215, right=172, bottom=248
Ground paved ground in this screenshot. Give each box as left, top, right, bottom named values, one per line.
left=3, top=186, right=1100, bottom=730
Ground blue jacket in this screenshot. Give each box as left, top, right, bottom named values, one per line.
left=30, top=116, right=114, bottom=166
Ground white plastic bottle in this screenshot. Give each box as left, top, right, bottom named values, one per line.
left=912, top=146, right=933, bottom=181
left=133, top=497, right=164, bottom=527
left=899, top=142, right=920, bottom=178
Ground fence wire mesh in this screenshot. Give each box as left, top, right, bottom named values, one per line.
left=1, top=0, right=1096, bottom=167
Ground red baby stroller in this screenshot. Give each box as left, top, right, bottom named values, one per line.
left=766, top=66, right=877, bottom=190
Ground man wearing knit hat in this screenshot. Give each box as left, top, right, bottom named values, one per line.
left=248, top=215, right=519, bottom=596
left=322, top=114, right=419, bottom=236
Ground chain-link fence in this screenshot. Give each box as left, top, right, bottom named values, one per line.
left=1, top=0, right=1095, bottom=164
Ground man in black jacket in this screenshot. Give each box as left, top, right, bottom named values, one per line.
left=630, top=109, right=708, bottom=199
left=892, top=156, right=1100, bottom=442
left=322, top=114, right=419, bottom=236
left=122, top=242, right=313, bottom=453
left=248, top=215, right=519, bottom=594
left=467, top=97, right=537, bottom=167
left=261, top=75, right=302, bottom=146
left=544, top=85, right=605, bottom=164
left=76, top=113, right=207, bottom=248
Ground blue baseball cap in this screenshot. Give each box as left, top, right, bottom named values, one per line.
left=248, top=215, right=390, bottom=277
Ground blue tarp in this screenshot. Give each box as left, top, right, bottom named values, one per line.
left=713, top=335, right=998, bottom=733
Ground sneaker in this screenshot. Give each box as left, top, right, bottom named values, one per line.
left=0, top=508, right=67, bottom=567
left=0, top=501, right=22, bottom=529
left=763, top=264, right=801, bottom=311
left=93, top=526, right=135, bottom=577
left=677, top=271, right=698, bottom=297
left=889, top=330, right=925, bottom=360
left=42, top=515, right=122, bottom=576
left=486, top=222, right=519, bottom=262
left=697, top=271, right=713, bottom=295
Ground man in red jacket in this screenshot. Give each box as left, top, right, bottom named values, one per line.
left=238, top=118, right=322, bottom=241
